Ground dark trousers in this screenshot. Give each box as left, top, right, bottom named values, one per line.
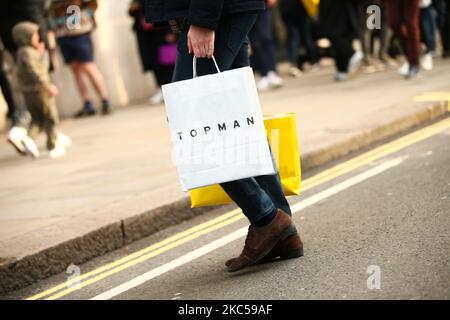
left=172, top=12, right=292, bottom=224
left=0, top=52, right=18, bottom=125
left=433, top=0, right=450, bottom=54
left=369, top=2, right=388, bottom=59
left=24, top=91, right=59, bottom=150
left=420, top=6, right=437, bottom=53
left=347, top=0, right=370, bottom=61
left=331, top=35, right=355, bottom=72
left=154, top=66, right=174, bottom=87
left=281, top=1, right=318, bottom=66
left=445, top=0, right=450, bottom=54
left=385, top=0, right=421, bottom=66
left=248, top=9, right=277, bottom=76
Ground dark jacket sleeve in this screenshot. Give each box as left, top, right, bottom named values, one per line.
left=187, top=0, right=225, bottom=30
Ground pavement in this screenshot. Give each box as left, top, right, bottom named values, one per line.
left=0, top=59, right=449, bottom=294
left=4, top=118, right=449, bottom=300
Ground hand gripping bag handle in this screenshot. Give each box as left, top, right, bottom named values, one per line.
left=192, top=55, right=221, bottom=78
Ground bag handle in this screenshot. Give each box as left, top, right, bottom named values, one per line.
left=192, top=56, right=221, bottom=78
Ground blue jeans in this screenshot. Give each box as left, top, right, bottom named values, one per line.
left=432, top=0, right=450, bottom=53
left=281, top=12, right=300, bottom=65
left=281, top=2, right=318, bottom=66
left=248, top=9, right=277, bottom=76
left=420, top=6, right=437, bottom=53
left=172, top=12, right=292, bottom=224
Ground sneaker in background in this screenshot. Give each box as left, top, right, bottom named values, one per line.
left=48, top=145, right=66, bottom=159
left=57, top=132, right=72, bottom=148
left=288, top=66, right=302, bottom=77
left=22, top=136, right=40, bottom=158
left=7, top=126, right=27, bottom=155
left=149, top=89, right=164, bottom=105
left=420, top=53, right=433, bottom=71
left=267, top=71, right=283, bottom=88
left=309, top=63, right=321, bottom=72
left=74, top=100, right=96, bottom=118
left=335, top=72, right=348, bottom=81
left=405, top=65, right=421, bottom=79
left=398, top=61, right=410, bottom=76
left=257, top=76, right=271, bottom=92
left=348, top=51, right=363, bottom=76
left=102, top=99, right=111, bottom=115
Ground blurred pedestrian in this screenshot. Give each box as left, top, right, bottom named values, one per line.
left=146, top=0, right=303, bottom=273
left=128, top=0, right=177, bottom=105
left=0, top=0, right=51, bottom=154
left=1, top=41, right=28, bottom=155
left=0, top=0, right=51, bottom=56
left=49, top=0, right=111, bottom=117
left=432, top=0, right=450, bottom=58
left=12, top=21, right=71, bottom=158
left=369, top=0, right=390, bottom=63
left=319, top=0, right=364, bottom=81
left=280, top=0, right=319, bottom=76
left=249, top=0, right=284, bottom=91
left=384, top=0, right=422, bottom=79
left=420, top=0, right=437, bottom=70
left=347, top=0, right=372, bottom=65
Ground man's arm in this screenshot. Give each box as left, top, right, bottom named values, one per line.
left=187, top=0, right=225, bottom=30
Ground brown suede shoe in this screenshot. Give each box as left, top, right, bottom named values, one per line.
left=227, top=209, right=293, bottom=272
left=225, top=232, right=303, bottom=267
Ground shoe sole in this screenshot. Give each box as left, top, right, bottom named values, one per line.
left=227, top=225, right=293, bottom=273
left=8, top=139, right=27, bottom=156
left=21, top=141, right=39, bottom=158
left=226, top=237, right=303, bottom=267
left=263, top=247, right=304, bottom=263
left=74, top=112, right=97, bottom=119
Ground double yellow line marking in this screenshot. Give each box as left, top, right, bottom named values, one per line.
left=27, top=116, right=450, bottom=300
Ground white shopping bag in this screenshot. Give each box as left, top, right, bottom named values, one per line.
left=162, top=56, right=275, bottom=191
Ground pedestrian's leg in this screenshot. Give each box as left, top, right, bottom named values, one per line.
left=81, top=62, right=109, bottom=100
left=153, top=68, right=165, bottom=87
left=81, top=62, right=110, bottom=114
left=403, top=0, right=421, bottom=66
left=385, top=0, right=410, bottom=60
left=379, top=5, right=389, bottom=60
left=42, top=95, right=59, bottom=151
left=433, top=0, right=446, bottom=33
left=150, top=66, right=172, bottom=104
left=297, top=2, right=319, bottom=64
left=27, top=120, right=42, bottom=140
left=22, top=93, right=43, bottom=139
left=426, top=7, right=437, bottom=52
left=70, top=62, right=91, bottom=102
left=254, top=173, right=291, bottom=216
left=20, top=92, right=44, bottom=157
left=248, top=10, right=276, bottom=76
left=281, top=12, right=300, bottom=65
left=331, top=35, right=354, bottom=73
left=347, top=1, right=369, bottom=62
left=420, top=7, right=437, bottom=53
left=0, top=54, right=18, bottom=125
left=443, top=0, right=450, bottom=55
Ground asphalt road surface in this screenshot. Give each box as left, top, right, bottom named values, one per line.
left=4, top=118, right=450, bottom=300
